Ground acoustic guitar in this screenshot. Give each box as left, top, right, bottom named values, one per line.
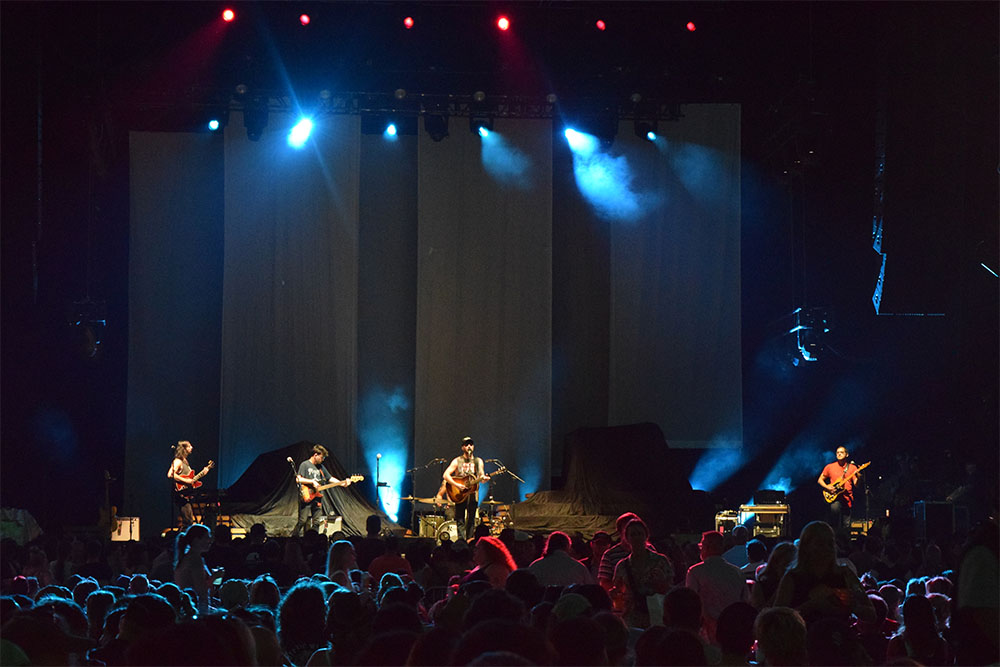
left=446, top=466, right=507, bottom=504
left=300, top=475, right=364, bottom=503
left=174, top=460, right=215, bottom=494
left=823, top=461, right=870, bottom=503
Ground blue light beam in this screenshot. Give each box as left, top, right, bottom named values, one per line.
left=564, top=129, right=646, bottom=222
left=287, top=118, right=313, bottom=148
left=359, top=386, right=412, bottom=523
left=480, top=131, right=533, bottom=189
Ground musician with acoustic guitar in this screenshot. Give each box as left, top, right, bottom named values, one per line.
left=436, top=436, right=490, bottom=540
left=293, top=444, right=361, bottom=537
left=167, top=440, right=215, bottom=527
left=817, top=445, right=866, bottom=533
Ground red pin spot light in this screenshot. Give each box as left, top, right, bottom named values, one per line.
left=299, top=14, right=310, bottom=26
left=222, top=8, right=235, bottom=22
left=686, top=21, right=697, bottom=32
left=496, top=16, right=510, bottom=31
left=403, top=16, right=414, bottom=29
left=595, top=19, right=607, bottom=31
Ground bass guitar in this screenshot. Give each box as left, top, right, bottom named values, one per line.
left=300, top=475, right=364, bottom=503
left=174, top=460, right=215, bottom=494
left=823, top=461, right=870, bottom=503
left=446, top=466, right=507, bottom=504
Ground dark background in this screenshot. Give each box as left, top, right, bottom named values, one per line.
left=2, top=2, right=996, bottom=530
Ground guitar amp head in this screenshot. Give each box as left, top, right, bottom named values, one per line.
left=320, top=515, right=343, bottom=537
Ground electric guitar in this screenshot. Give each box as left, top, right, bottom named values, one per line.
left=446, top=466, right=507, bottom=504
left=823, top=461, right=870, bottom=503
left=174, top=460, right=215, bottom=494
left=300, top=475, right=364, bottom=503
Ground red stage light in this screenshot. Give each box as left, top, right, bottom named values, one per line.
left=595, top=19, right=606, bottom=31
left=496, top=16, right=510, bottom=31
left=299, top=14, right=310, bottom=26
left=222, top=8, right=235, bottom=22
left=403, top=16, right=414, bottom=29
left=686, top=21, right=697, bottom=32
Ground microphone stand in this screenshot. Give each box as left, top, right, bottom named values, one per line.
left=402, top=458, right=448, bottom=536
left=862, top=465, right=871, bottom=536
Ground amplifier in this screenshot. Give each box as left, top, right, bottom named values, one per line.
left=739, top=504, right=790, bottom=538
left=111, top=517, right=140, bottom=542
left=320, top=515, right=343, bottom=537
left=715, top=510, right=739, bottom=534
left=913, top=501, right=953, bottom=541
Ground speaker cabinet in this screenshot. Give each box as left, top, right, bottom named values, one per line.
left=913, top=501, right=953, bottom=541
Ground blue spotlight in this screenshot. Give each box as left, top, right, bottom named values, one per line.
left=564, top=128, right=598, bottom=155
left=478, top=126, right=490, bottom=138
left=646, top=130, right=657, bottom=141
left=287, top=118, right=313, bottom=148
left=385, top=123, right=398, bottom=137
left=208, top=119, right=221, bottom=131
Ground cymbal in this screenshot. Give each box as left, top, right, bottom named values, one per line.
left=415, top=497, right=452, bottom=505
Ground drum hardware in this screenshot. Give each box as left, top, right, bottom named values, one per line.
left=436, top=519, right=460, bottom=543
left=418, top=514, right=446, bottom=539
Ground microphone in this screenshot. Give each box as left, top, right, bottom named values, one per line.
left=376, top=453, right=382, bottom=460
left=287, top=457, right=294, bottom=464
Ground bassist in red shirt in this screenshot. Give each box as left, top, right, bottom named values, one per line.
left=818, top=445, right=862, bottom=533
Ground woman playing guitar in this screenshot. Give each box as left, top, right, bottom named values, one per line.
left=436, top=436, right=490, bottom=540
left=167, top=440, right=214, bottom=527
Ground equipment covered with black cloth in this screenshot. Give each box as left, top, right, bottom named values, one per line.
left=222, top=441, right=397, bottom=536
left=511, top=423, right=707, bottom=536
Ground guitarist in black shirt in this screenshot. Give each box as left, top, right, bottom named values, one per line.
left=437, top=436, right=490, bottom=540
left=293, top=445, right=347, bottom=537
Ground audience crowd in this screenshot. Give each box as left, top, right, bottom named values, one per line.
left=0, top=512, right=996, bottom=665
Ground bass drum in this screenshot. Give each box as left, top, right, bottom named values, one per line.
left=418, top=514, right=446, bottom=539
left=436, top=520, right=460, bottom=544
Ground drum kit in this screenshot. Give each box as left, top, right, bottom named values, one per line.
left=399, top=496, right=512, bottom=541
left=402, top=455, right=523, bottom=543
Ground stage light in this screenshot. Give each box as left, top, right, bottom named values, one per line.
left=403, top=16, right=414, bottom=29
left=686, top=21, right=697, bottom=31
left=287, top=118, right=313, bottom=148
left=222, top=8, right=235, bottom=22
left=564, top=128, right=597, bottom=154
left=208, top=119, right=221, bottom=131
left=243, top=97, right=268, bottom=141
left=595, top=19, right=606, bottom=31
left=634, top=120, right=658, bottom=142
left=496, top=16, right=510, bottom=31
left=470, top=115, right=493, bottom=137
left=424, top=114, right=449, bottom=142
left=299, top=14, right=310, bottom=26
left=385, top=123, right=398, bottom=137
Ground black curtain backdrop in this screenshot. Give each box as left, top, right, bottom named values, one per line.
left=126, top=132, right=224, bottom=532
left=218, top=113, right=360, bottom=492
left=126, top=106, right=741, bottom=533
left=413, top=119, right=554, bottom=499
left=608, top=105, right=743, bottom=447
left=358, top=131, right=418, bottom=512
